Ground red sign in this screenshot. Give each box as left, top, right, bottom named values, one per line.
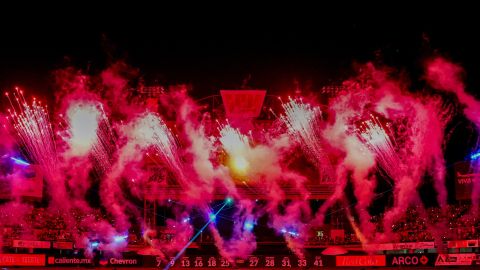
left=387, top=254, right=434, bottom=267
left=366, top=241, right=434, bottom=251
left=336, top=255, right=386, bottom=266
left=98, top=257, right=141, bottom=267
left=13, top=239, right=51, bottom=249
left=53, top=241, right=74, bottom=249
left=47, top=256, right=92, bottom=265
left=447, top=240, right=479, bottom=248
left=0, top=254, right=45, bottom=266
left=220, top=90, right=266, bottom=118
left=454, top=162, right=478, bottom=200
left=435, top=253, right=476, bottom=266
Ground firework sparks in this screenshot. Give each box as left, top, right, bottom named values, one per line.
left=65, top=101, right=102, bottom=156
left=355, top=114, right=400, bottom=182
left=64, top=100, right=116, bottom=174
left=5, top=88, right=58, bottom=180
left=130, top=112, right=182, bottom=175
left=92, top=109, right=116, bottom=174
left=280, top=98, right=333, bottom=181
left=219, top=123, right=251, bottom=176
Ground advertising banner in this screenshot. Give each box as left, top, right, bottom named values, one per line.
left=52, top=241, right=74, bottom=249
left=336, top=255, right=386, bottom=267
left=447, top=240, right=479, bottom=248
left=12, top=239, right=51, bottom=249
left=98, top=255, right=143, bottom=267
left=47, top=256, right=93, bottom=267
left=387, top=254, right=435, bottom=267
left=435, top=253, right=476, bottom=266
left=0, top=254, right=45, bottom=266
left=454, top=161, right=478, bottom=200
left=366, top=241, right=434, bottom=251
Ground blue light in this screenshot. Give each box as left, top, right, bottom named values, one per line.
left=10, top=157, right=30, bottom=166
left=90, top=241, right=100, bottom=248
left=288, top=230, right=299, bottom=237
left=225, top=196, right=234, bottom=204
left=182, top=217, right=191, bottom=223
left=471, top=151, right=480, bottom=160
left=244, top=221, right=255, bottom=231
left=209, top=213, right=216, bottom=221
left=113, top=235, right=128, bottom=243
left=280, top=227, right=299, bottom=237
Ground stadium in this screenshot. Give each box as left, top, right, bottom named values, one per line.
left=1, top=10, right=480, bottom=269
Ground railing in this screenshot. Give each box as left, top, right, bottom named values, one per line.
left=144, top=184, right=335, bottom=200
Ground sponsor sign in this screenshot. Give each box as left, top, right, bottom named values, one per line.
left=13, top=239, right=51, bottom=249
left=52, top=241, right=74, bottom=249
left=387, top=254, right=434, bottom=267
left=454, top=161, right=478, bottom=200
left=336, top=255, right=386, bottom=267
left=47, top=256, right=93, bottom=266
left=220, top=90, right=266, bottom=118
left=435, top=253, right=476, bottom=266
left=393, top=242, right=435, bottom=250
left=447, top=240, right=479, bottom=248
left=109, top=257, right=140, bottom=265
left=0, top=254, right=45, bottom=266
left=366, top=241, right=434, bottom=251
left=98, top=256, right=142, bottom=267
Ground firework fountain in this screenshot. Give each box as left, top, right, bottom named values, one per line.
left=63, top=100, right=116, bottom=174
left=280, top=98, right=334, bottom=182
left=355, top=114, right=400, bottom=185
left=5, top=89, right=58, bottom=181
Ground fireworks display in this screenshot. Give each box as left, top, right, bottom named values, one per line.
left=1, top=56, right=479, bottom=265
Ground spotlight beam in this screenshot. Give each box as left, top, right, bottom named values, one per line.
left=10, top=157, right=30, bottom=166
left=163, top=198, right=231, bottom=270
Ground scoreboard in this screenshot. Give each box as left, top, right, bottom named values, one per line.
left=160, top=255, right=327, bottom=268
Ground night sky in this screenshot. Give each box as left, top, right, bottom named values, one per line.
left=1, top=8, right=479, bottom=98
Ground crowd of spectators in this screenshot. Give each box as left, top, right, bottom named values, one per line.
left=1, top=204, right=479, bottom=249
left=1, top=208, right=107, bottom=244
left=305, top=204, right=479, bottom=246
left=389, top=204, right=479, bottom=242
